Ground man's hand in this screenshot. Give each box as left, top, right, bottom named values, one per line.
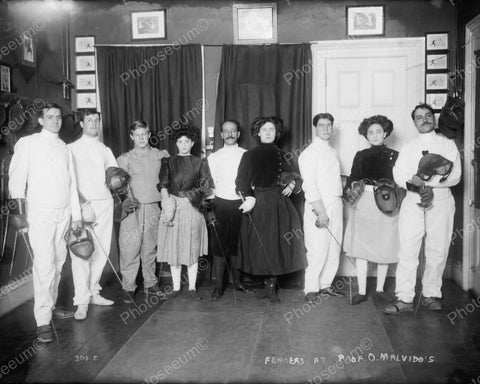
left=10, top=214, right=28, bottom=232
left=315, top=213, right=329, bottom=228
left=239, top=196, right=256, bottom=214
left=122, top=197, right=140, bottom=213
left=419, top=186, right=434, bottom=208
left=81, top=202, right=96, bottom=224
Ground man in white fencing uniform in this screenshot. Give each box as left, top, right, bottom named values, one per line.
left=299, top=113, right=345, bottom=304
left=8, top=102, right=82, bottom=343
left=68, top=109, right=118, bottom=320
left=384, top=103, right=461, bottom=314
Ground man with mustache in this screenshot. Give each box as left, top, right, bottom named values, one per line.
left=384, top=103, right=461, bottom=314
left=207, top=120, right=253, bottom=300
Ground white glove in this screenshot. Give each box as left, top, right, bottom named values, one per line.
left=81, top=202, right=96, bottom=224
left=239, top=196, right=256, bottom=214
left=310, top=199, right=329, bottom=228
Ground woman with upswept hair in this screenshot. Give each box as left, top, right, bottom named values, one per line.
left=343, top=115, right=400, bottom=305
left=235, top=116, right=307, bottom=303
left=157, top=124, right=213, bottom=300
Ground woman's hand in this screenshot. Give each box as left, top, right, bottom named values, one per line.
left=281, top=181, right=295, bottom=197
left=239, top=196, right=256, bottom=214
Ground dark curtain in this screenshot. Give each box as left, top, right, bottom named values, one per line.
left=214, top=44, right=312, bottom=152
left=96, top=44, right=203, bottom=157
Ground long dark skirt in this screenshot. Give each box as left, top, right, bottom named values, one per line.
left=237, top=187, right=307, bottom=276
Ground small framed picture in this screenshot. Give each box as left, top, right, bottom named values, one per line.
left=75, top=36, right=95, bottom=53
left=77, top=92, right=97, bottom=109
left=426, top=73, right=449, bottom=90
left=76, top=74, right=96, bottom=90
left=233, top=3, right=277, bottom=44
left=131, top=10, right=166, bottom=40
left=346, top=5, right=385, bottom=37
left=426, top=53, right=448, bottom=70
left=20, top=33, right=36, bottom=67
left=426, top=92, right=448, bottom=110
left=76, top=55, right=96, bottom=72
left=426, top=32, right=448, bottom=50
left=0, top=64, right=11, bottom=92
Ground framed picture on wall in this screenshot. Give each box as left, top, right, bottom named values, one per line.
left=426, top=73, right=449, bottom=90
left=76, top=55, right=96, bottom=72
left=76, top=74, right=96, bottom=90
left=75, top=36, right=95, bottom=53
left=426, top=53, right=448, bottom=70
left=426, top=32, right=448, bottom=50
left=77, top=92, right=97, bottom=109
left=346, top=5, right=385, bottom=37
left=233, top=3, right=277, bottom=44
left=131, top=10, right=166, bottom=40
left=426, top=92, right=448, bottom=110
left=20, top=33, right=36, bottom=67
left=0, top=64, right=11, bottom=92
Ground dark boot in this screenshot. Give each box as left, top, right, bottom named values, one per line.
left=255, top=278, right=270, bottom=299
left=267, top=277, right=280, bottom=303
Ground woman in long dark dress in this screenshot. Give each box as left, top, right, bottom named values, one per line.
left=343, top=115, right=400, bottom=305
left=157, top=125, right=213, bottom=300
left=235, top=116, right=307, bottom=303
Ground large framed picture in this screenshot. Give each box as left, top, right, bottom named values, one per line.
left=75, top=36, right=95, bottom=53
left=76, top=55, right=96, bottom=72
left=233, top=3, right=277, bottom=44
left=77, top=92, right=97, bottom=109
left=20, top=33, right=36, bottom=67
left=131, top=10, right=166, bottom=40
left=0, top=64, right=11, bottom=92
left=346, top=5, right=385, bottom=37
left=426, top=32, right=449, bottom=50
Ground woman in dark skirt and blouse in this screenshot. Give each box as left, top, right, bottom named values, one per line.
left=343, top=115, right=400, bottom=305
left=235, top=116, right=307, bottom=303
left=157, top=125, right=213, bottom=300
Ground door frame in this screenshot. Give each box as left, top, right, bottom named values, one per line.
left=463, top=15, right=480, bottom=292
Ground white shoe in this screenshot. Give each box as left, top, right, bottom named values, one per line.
left=90, top=295, right=114, bottom=306
left=74, top=305, right=88, bottom=321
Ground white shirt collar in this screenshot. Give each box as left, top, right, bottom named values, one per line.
left=40, top=129, right=60, bottom=142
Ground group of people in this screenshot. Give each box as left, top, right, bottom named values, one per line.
left=7, top=101, right=461, bottom=344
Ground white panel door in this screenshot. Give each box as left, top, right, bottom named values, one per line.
left=312, top=38, right=425, bottom=276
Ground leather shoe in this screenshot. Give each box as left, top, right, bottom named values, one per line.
left=320, top=286, right=345, bottom=298
left=188, top=290, right=203, bottom=301
left=383, top=300, right=414, bottom=315
left=421, top=296, right=442, bottom=311
left=233, top=284, right=254, bottom=294
left=144, top=285, right=163, bottom=296
left=351, top=294, right=368, bottom=305
left=210, top=288, right=224, bottom=301
left=304, top=292, right=317, bottom=304
left=36, top=325, right=53, bottom=343
left=53, top=307, right=74, bottom=319
left=122, top=290, right=136, bottom=304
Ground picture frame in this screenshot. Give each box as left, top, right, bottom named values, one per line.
left=76, top=92, right=97, bottom=109
left=20, top=33, right=36, bottom=67
left=131, top=10, right=166, bottom=40
left=233, top=3, right=277, bottom=44
left=426, top=53, right=448, bottom=70
left=346, top=5, right=385, bottom=37
left=426, top=92, right=448, bottom=110
left=426, top=32, right=449, bottom=50
left=75, top=55, right=96, bottom=72
left=75, top=36, right=95, bottom=53
left=76, top=74, right=96, bottom=90
left=426, top=73, right=449, bottom=91
left=0, top=64, right=11, bottom=92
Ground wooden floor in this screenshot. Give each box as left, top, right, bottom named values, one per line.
left=1, top=263, right=480, bottom=384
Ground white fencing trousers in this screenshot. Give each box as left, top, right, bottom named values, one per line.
left=28, top=206, right=71, bottom=327
left=71, top=199, right=114, bottom=306
left=303, top=197, right=343, bottom=293
left=395, top=192, right=455, bottom=303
